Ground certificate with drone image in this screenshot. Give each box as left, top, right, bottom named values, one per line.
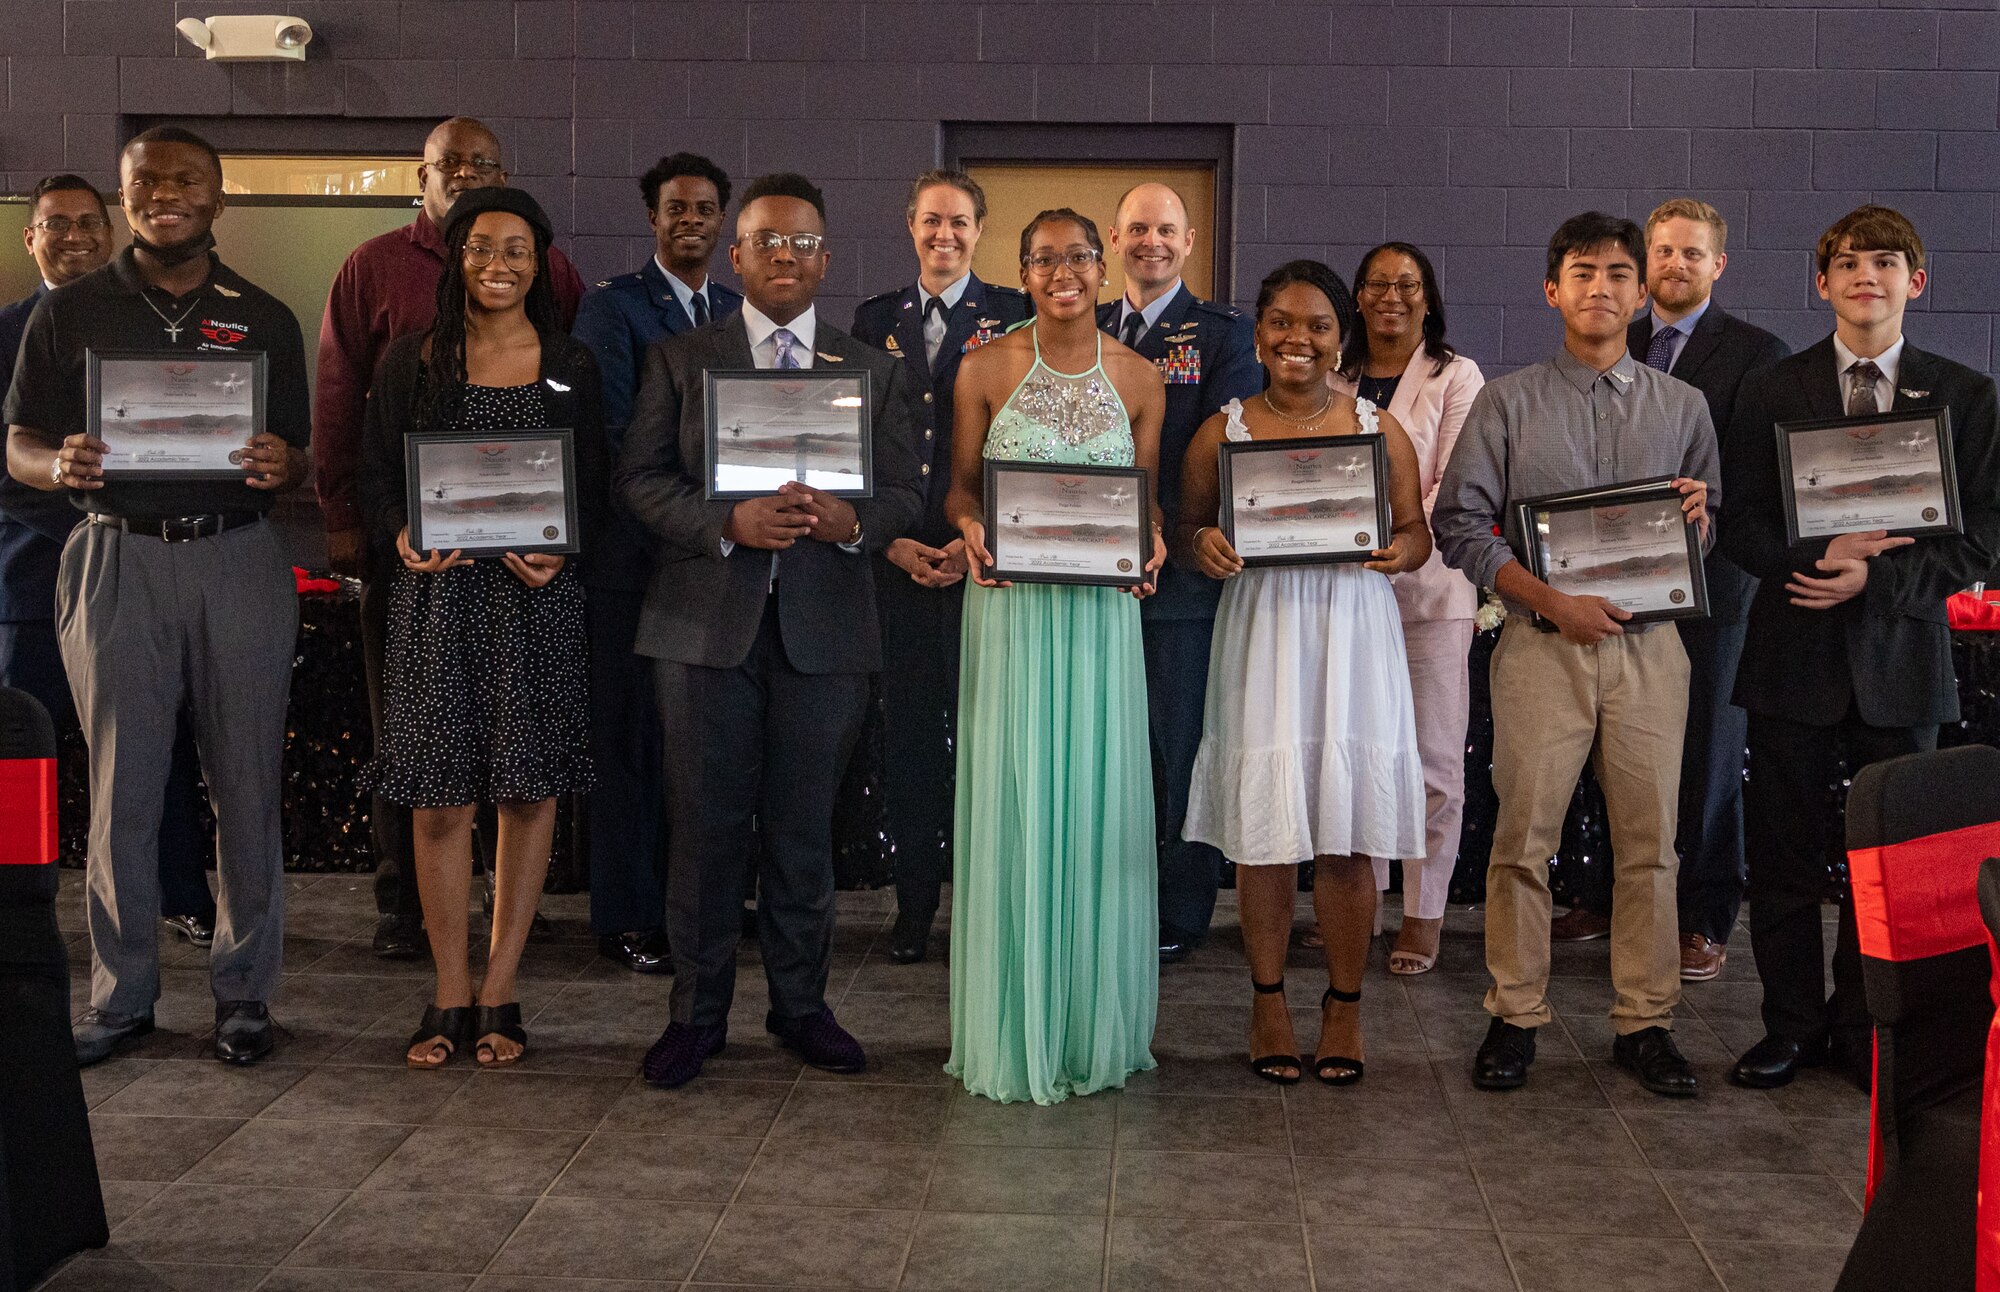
left=704, top=369, right=873, bottom=500
left=404, top=429, right=579, bottom=557
left=1517, top=481, right=1709, bottom=627
left=1218, top=432, right=1391, bottom=566
left=984, top=461, right=1151, bottom=588
left=86, top=349, right=266, bottom=478
left=1775, top=408, right=1961, bottom=545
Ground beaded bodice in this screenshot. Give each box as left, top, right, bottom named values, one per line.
left=983, top=328, right=1133, bottom=467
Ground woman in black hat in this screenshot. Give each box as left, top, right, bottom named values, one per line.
left=357, top=187, right=609, bottom=1067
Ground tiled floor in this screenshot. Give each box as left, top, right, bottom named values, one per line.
left=37, top=873, right=1864, bottom=1291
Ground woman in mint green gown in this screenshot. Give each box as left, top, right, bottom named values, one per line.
left=942, top=209, right=1168, bottom=1104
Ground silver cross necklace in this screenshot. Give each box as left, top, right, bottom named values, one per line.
left=141, top=289, right=204, bottom=342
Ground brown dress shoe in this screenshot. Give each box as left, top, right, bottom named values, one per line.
left=1679, top=932, right=1727, bottom=981
left=1549, top=907, right=1612, bottom=942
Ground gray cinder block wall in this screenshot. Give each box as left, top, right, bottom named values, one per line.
left=5, top=0, right=1995, bottom=375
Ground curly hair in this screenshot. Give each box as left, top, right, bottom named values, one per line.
left=415, top=212, right=559, bottom=434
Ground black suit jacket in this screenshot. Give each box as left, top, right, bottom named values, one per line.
left=1721, top=336, right=2000, bottom=727
left=1628, top=304, right=1790, bottom=623
left=850, top=274, right=1030, bottom=546
left=613, top=311, right=925, bottom=674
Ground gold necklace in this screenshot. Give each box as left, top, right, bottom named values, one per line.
left=1260, top=390, right=1333, bottom=430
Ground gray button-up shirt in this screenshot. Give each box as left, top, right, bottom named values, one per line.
left=1433, top=347, right=1721, bottom=619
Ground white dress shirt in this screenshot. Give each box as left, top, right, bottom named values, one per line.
left=1832, top=333, right=1904, bottom=414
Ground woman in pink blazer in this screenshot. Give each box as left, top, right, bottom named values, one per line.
left=1339, top=243, right=1485, bottom=975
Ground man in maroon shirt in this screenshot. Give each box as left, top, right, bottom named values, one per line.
left=313, top=115, right=584, bottom=957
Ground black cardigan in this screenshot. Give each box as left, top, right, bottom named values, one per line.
left=357, top=328, right=612, bottom=577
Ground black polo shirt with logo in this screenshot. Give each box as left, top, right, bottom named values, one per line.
left=3, top=246, right=309, bottom=519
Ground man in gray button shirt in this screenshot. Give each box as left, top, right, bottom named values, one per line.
left=1433, top=213, right=1720, bottom=1099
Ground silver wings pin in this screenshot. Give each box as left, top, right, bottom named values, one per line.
left=1900, top=388, right=1930, bottom=400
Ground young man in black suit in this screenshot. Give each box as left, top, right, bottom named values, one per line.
left=615, top=173, right=925, bottom=1089
left=1554, top=199, right=1790, bottom=982
left=1721, top=205, right=2000, bottom=1089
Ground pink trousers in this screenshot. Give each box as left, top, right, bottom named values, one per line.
left=1374, top=617, right=1473, bottom=922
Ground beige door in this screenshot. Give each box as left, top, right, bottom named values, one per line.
left=964, top=164, right=1217, bottom=306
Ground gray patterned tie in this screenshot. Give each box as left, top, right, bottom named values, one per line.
left=1644, top=326, right=1676, bottom=373
left=1846, top=360, right=1882, bottom=416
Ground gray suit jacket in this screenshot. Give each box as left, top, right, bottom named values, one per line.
left=613, top=311, right=925, bottom=673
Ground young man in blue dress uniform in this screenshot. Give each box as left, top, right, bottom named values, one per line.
left=850, top=169, right=1028, bottom=962
left=573, top=153, right=743, bottom=974
left=1094, top=182, right=1259, bottom=961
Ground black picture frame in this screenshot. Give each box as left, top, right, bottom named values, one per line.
left=983, top=460, right=1152, bottom=588
left=703, top=368, right=874, bottom=501
left=404, top=428, right=580, bottom=558
left=1515, top=479, right=1710, bottom=628
left=1217, top=432, right=1391, bottom=567
left=1774, top=407, right=1960, bottom=547
left=86, top=348, right=268, bottom=480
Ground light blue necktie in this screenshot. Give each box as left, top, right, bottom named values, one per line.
left=773, top=328, right=801, bottom=369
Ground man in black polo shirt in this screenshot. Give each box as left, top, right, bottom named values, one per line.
left=4, top=126, right=309, bottom=1067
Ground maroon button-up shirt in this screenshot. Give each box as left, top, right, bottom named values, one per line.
left=312, top=210, right=586, bottom=533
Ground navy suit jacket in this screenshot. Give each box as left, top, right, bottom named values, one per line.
left=850, top=274, right=1030, bottom=547
left=0, top=286, right=82, bottom=623
left=573, top=260, right=743, bottom=591
left=1721, top=337, right=2000, bottom=728
left=1628, top=304, right=1790, bottom=624
left=1096, top=284, right=1259, bottom=621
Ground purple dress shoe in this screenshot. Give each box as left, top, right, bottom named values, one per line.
left=767, top=1007, right=866, bottom=1073
left=641, top=1021, right=727, bottom=1089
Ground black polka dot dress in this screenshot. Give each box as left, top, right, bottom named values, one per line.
left=363, top=382, right=594, bottom=808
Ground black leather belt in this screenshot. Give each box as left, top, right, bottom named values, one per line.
left=89, top=511, right=263, bottom=542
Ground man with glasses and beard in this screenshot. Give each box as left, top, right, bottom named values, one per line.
left=313, top=116, right=586, bottom=961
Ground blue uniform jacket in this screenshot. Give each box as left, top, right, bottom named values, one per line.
left=0, top=286, right=82, bottom=623
left=1096, top=284, right=1259, bottom=620
left=850, top=274, right=1031, bottom=547
left=574, top=260, right=743, bottom=591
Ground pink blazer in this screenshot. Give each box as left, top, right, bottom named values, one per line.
left=1334, top=347, right=1485, bottom=622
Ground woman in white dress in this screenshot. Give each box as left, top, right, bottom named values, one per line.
left=1178, top=259, right=1431, bottom=1086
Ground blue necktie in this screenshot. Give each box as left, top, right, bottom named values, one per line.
left=773, top=328, right=801, bottom=369
left=691, top=291, right=708, bottom=327
left=1644, top=326, right=1676, bottom=373
left=1121, top=311, right=1146, bottom=350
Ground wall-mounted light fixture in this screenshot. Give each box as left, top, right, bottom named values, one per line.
left=174, top=15, right=314, bottom=61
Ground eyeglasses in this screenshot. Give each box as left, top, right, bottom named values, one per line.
left=741, top=231, right=825, bottom=257
left=29, top=215, right=110, bottom=236
left=464, top=244, right=535, bottom=270
left=427, top=153, right=503, bottom=177
left=1359, top=278, right=1423, bottom=301
left=1023, top=249, right=1101, bottom=275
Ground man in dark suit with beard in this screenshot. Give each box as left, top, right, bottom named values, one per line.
left=1721, top=205, right=2000, bottom=1090
left=616, top=173, right=924, bottom=1089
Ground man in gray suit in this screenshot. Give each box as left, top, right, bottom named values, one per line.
left=617, top=173, right=925, bottom=1089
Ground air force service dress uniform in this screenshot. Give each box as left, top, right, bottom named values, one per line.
left=850, top=274, right=1029, bottom=941
left=1096, top=285, right=1260, bottom=950
left=573, top=261, right=744, bottom=944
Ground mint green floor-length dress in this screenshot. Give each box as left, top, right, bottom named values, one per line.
left=945, top=330, right=1159, bottom=1105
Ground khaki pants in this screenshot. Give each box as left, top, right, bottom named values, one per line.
left=1485, top=619, right=1688, bottom=1034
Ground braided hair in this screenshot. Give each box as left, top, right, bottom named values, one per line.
left=415, top=210, right=559, bottom=433
left=1253, top=258, right=1357, bottom=368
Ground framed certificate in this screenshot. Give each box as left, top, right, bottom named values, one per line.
left=1516, top=480, right=1709, bottom=627
left=1218, top=432, right=1391, bottom=566
left=1775, top=408, right=1960, bottom=545
left=704, top=369, right=873, bottom=500
left=983, top=461, right=1151, bottom=588
left=404, top=429, right=580, bottom=557
left=86, top=349, right=265, bottom=479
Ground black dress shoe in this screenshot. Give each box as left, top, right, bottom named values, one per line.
left=1472, top=1018, right=1537, bottom=1090
left=888, top=909, right=934, bottom=965
left=767, top=1007, right=866, bottom=1073
left=73, top=1009, right=155, bottom=1067
left=641, top=1020, right=727, bottom=1089
left=1159, top=928, right=1198, bottom=964
left=1729, top=1034, right=1828, bottom=1089
left=599, top=931, right=673, bottom=974
left=373, top=913, right=425, bottom=960
left=213, top=1001, right=274, bottom=1065
left=162, top=913, right=215, bottom=947
left=1613, top=1025, right=1698, bottom=1098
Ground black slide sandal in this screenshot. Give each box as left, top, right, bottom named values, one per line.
left=406, top=1004, right=472, bottom=1069
left=1249, top=978, right=1302, bottom=1085
left=1315, top=985, right=1365, bottom=1086
left=473, top=1003, right=527, bottom=1066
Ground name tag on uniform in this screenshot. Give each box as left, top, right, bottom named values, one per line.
left=1157, top=344, right=1202, bottom=384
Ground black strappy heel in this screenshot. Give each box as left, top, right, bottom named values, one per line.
left=1315, top=985, right=1365, bottom=1086
left=1248, top=978, right=1302, bottom=1085
left=473, top=1002, right=528, bottom=1066
left=406, top=1004, right=473, bottom=1069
